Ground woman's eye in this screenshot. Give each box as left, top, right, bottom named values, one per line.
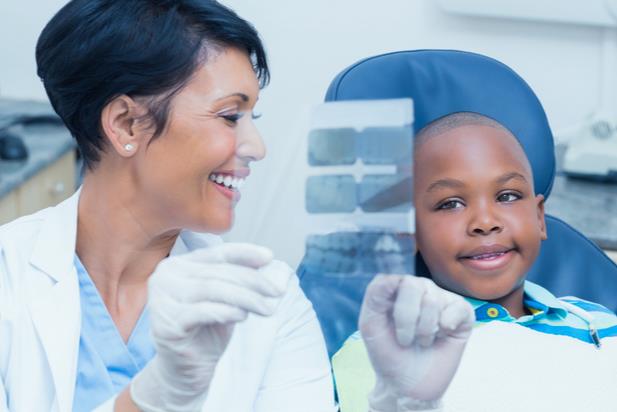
left=497, top=192, right=521, bottom=202
left=437, top=199, right=464, bottom=210
left=220, top=112, right=244, bottom=125
left=251, top=112, right=262, bottom=120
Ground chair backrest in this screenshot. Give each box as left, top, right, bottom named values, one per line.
left=298, top=50, right=617, bottom=357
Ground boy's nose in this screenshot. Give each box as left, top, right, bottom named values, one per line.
left=468, top=204, right=503, bottom=236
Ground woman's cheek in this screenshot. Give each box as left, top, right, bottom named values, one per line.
left=207, top=135, right=237, bottom=161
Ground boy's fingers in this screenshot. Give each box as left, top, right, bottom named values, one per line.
left=392, top=276, right=428, bottom=346
left=363, top=274, right=406, bottom=314
left=414, top=284, right=442, bottom=347
left=439, top=298, right=475, bottom=340
left=360, top=274, right=406, bottom=339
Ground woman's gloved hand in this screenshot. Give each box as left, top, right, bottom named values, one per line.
left=359, top=275, right=474, bottom=412
left=130, top=243, right=292, bottom=412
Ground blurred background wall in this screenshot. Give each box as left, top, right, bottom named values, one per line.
left=0, top=1, right=607, bottom=266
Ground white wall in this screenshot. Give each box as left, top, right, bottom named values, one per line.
left=0, top=1, right=68, bottom=98
left=0, top=0, right=606, bottom=266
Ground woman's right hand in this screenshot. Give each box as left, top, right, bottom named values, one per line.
left=130, top=243, right=292, bottom=412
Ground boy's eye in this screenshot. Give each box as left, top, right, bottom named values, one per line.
left=437, top=199, right=465, bottom=210
left=497, top=192, right=521, bottom=202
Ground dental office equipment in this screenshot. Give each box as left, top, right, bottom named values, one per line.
left=438, top=0, right=617, bottom=181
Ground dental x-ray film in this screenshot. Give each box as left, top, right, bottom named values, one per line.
left=303, top=98, right=415, bottom=275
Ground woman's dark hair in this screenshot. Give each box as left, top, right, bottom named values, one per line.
left=36, top=0, right=270, bottom=169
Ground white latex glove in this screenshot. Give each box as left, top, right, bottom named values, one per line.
left=130, top=243, right=292, bottom=412
left=359, top=275, right=474, bottom=412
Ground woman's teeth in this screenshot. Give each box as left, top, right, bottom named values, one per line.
left=209, top=173, right=245, bottom=190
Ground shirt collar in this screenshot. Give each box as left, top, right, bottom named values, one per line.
left=523, top=281, right=568, bottom=318
left=464, top=280, right=569, bottom=322
left=465, top=296, right=489, bottom=311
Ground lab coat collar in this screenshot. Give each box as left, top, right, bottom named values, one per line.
left=27, top=189, right=82, bottom=412
left=30, top=188, right=81, bottom=282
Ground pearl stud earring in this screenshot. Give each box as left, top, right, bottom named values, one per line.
left=124, top=144, right=134, bottom=151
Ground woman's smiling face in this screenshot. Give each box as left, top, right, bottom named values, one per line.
left=134, top=47, right=265, bottom=234
left=413, top=123, right=547, bottom=306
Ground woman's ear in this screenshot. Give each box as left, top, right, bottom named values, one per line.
left=100, top=95, right=145, bottom=158
left=535, top=194, right=548, bottom=241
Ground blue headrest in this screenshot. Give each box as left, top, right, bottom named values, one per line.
left=325, top=50, right=556, bottom=198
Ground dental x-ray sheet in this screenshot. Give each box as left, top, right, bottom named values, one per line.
left=302, top=98, right=415, bottom=276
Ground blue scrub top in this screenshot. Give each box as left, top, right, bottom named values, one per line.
left=72, top=256, right=156, bottom=412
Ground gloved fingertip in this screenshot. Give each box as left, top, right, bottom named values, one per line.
left=223, top=243, right=274, bottom=268
left=416, top=333, right=436, bottom=348
left=257, top=297, right=280, bottom=317
left=443, top=322, right=456, bottom=331
left=395, top=327, right=414, bottom=347
left=260, top=260, right=292, bottom=295
left=252, top=244, right=274, bottom=262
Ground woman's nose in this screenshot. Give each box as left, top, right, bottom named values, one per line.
left=467, top=202, right=503, bottom=236
left=236, top=119, right=266, bottom=162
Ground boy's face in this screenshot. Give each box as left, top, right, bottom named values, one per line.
left=414, top=124, right=547, bottom=302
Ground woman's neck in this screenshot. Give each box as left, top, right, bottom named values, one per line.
left=76, top=171, right=179, bottom=310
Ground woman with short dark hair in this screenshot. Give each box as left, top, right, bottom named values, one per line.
left=0, top=1, right=335, bottom=411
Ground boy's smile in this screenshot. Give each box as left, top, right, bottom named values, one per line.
left=458, top=244, right=516, bottom=272
left=414, top=120, right=547, bottom=317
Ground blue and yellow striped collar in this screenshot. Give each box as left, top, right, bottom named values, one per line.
left=465, top=281, right=568, bottom=323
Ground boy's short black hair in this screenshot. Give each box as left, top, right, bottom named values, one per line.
left=415, top=112, right=513, bottom=149
left=36, top=0, right=269, bottom=169
left=414, top=112, right=531, bottom=182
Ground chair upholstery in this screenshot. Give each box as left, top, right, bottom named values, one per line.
left=299, top=50, right=617, bottom=357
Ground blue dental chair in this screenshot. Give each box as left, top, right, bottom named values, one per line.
left=298, top=49, right=617, bottom=357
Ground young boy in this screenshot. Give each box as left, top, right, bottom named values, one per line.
left=332, top=112, right=617, bottom=412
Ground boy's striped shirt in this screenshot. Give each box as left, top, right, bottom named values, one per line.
left=467, top=281, right=617, bottom=343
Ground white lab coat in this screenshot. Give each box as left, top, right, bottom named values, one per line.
left=0, top=190, right=335, bottom=412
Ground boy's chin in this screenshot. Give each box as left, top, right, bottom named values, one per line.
left=460, top=279, right=526, bottom=302
left=429, top=263, right=527, bottom=302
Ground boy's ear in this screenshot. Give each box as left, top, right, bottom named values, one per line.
left=535, top=194, right=548, bottom=241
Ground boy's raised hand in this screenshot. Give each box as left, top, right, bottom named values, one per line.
left=359, top=275, right=474, bottom=412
